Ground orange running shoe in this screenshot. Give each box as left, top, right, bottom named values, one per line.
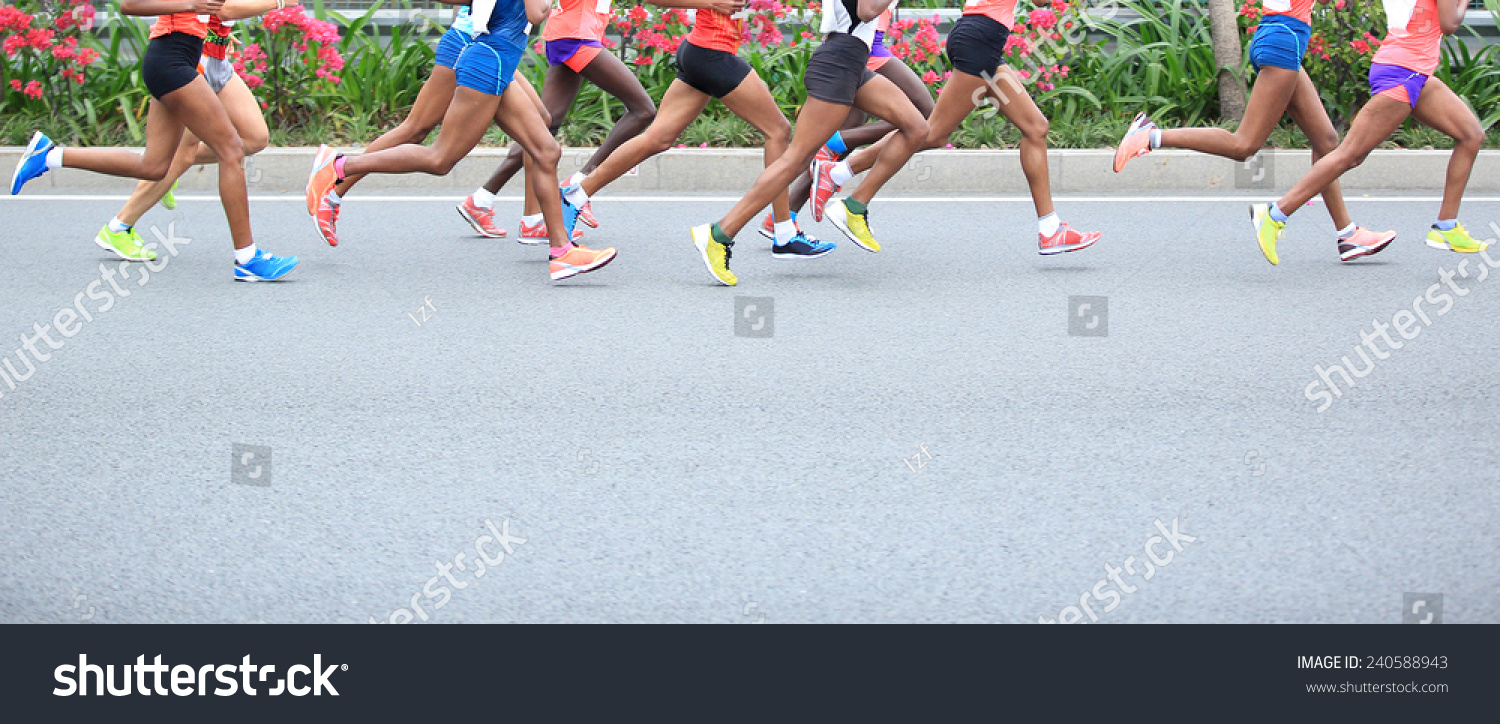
left=456, top=195, right=507, bottom=238
left=815, top=145, right=838, bottom=163
left=810, top=158, right=842, bottom=222
left=315, top=195, right=340, bottom=247
left=1113, top=112, right=1155, bottom=173
left=550, top=244, right=617, bottom=281
left=306, top=144, right=340, bottom=216
left=578, top=200, right=598, bottom=228
left=1339, top=227, right=1396, bottom=261
left=758, top=212, right=776, bottom=240
left=1039, top=223, right=1101, bottom=255
left=518, top=217, right=584, bottom=245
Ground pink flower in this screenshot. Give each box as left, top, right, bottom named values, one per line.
left=7, top=78, right=19, bottom=91
left=23, top=79, right=43, bottom=99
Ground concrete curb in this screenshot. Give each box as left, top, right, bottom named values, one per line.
left=4, top=147, right=1498, bottom=194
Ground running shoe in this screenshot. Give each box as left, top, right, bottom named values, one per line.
left=564, top=173, right=598, bottom=228
left=315, top=196, right=341, bottom=247
left=758, top=212, right=776, bottom=240
left=456, top=195, right=507, bottom=238
left=560, top=192, right=583, bottom=240
left=518, top=218, right=584, bottom=245
left=10, top=131, right=53, bottom=195
left=1113, top=112, right=1155, bottom=173
left=1038, top=224, right=1101, bottom=255
left=772, top=232, right=836, bottom=259
left=94, top=224, right=157, bottom=262
left=549, top=244, right=617, bottom=281
left=234, top=248, right=299, bottom=282
left=810, top=158, right=842, bottom=222
left=690, top=224, right=737, bottom=286
left=824, top=198, right=880, bottom=252
left=161, top=180, right=178, bottom=210
left=1249, top=202, right=1284, bottom=266
left=1338, top=227, right=1396, bottom=261
left=1426, top=223, right=1489, bottom=253
left=306, top=144, right=340, bottom=216
left=815, top=145, right=838, bottom=163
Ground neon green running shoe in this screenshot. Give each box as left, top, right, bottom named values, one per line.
left=94, top=224, right=157, bottom=261
left=691, top=223, right=737, bottom=286
left=825, top=198, right=881, bottom=252
left=1249, top=202, right=1284, bottom=266
left=160, top=180, right=177, bottom=210
left=1425, top=223, right=1488, bottom=253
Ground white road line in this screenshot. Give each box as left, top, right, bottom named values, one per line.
left=6, top=195, right=1500, bottom=203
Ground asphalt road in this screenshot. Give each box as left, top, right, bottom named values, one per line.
left=1, top=189, right=1496, bottom=624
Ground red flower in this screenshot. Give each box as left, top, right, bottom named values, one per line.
left=23, top=79, right=43, bottom=99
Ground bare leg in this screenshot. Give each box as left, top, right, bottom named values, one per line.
left=1282, top=69, right=1353, bottom=230
left=335, top=66, right=458, bottom=196
left=1407, top=77, right=1484, bottom=221
left=842, top=76, right=930, bottom=206
left=1159, top=66, right=1299, bottom=161
left=718, top=98, right=853, bottom=238
left=117, top=75, right=268, bottom=226
left=580, top=80, right=710, bottom=197
left=491, top=84, right=572, bottom=250
left=341, top=86, right=500, bottom=179
left=63, top=76, right=256, bottom=249
left=718, top=72, right=792, bottom=222
left=574, top=50, right=656, bottom=173
left=482, top=63, right=581, bottom=201
left=1275, top=95, right=1410, bottom=216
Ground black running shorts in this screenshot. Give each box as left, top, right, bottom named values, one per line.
left=143, top=32, right=205, bottom=100
left=946, top=13, right=1011, bottom=78
left=674, top=40, right=753, bottom=99
left=805, top=32, right=877, bottom=106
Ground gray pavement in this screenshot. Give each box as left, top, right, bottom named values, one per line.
left=1, top=189, right=1497, bottom=624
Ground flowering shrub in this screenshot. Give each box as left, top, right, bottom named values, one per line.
left=1, top=0, right=101, bottom=113
left=234, top=7, right=344, bottom=119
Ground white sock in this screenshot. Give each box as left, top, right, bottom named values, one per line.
left=830, top=161, right=854, bottom=186
left=522, top=213, right=543, bottom=225
left=234, top=244, right=257, bottom=265
left=1149, top=128, right=1162, bottom=149
left=567, top=171, right=586, bottom=187
left=325, top=189, right=342, bottom=206
left=774, top=219, right=797, bottom=245
left=564, top=185, right=589, bottom=208
left=470, top=187, right=495, bottom=209
left=108, top=217, right=131, bottom=233
left=45, top=147, right=63, bottom=170
left=1336, top=223, right=1356, bottom=239
left=1038, top=213, right=1061, bottom=237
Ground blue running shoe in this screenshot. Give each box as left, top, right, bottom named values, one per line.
left=772, top=232, right=836, bottom=259
left=11, top=131, right=54, bottom=195
left=560, top=190, right=582, bottom=242
left=234, top=248, right=299, bottom=282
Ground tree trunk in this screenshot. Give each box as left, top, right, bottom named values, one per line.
left=1206, top=0, right=1247, bottom=121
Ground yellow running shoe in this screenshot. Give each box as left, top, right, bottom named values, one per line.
left=1249, top=202, right=1284, bottom=266
left=1425, top=223, right=1489, bottom=253
left=825, top=198, right=880, bottom=252
left=160, top=180, right=177, bottom=210
left=691, top=224, right=737, bottom=286
left=94, top=224, right=158, bottom=261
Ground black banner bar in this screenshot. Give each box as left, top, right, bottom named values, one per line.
left=1, top=625, right=1491, bottom=719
